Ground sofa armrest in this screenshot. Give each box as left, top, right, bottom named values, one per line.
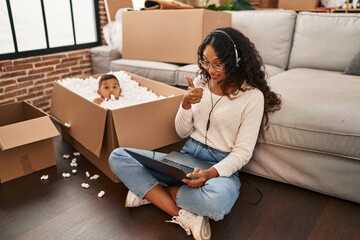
left=91, top=46, right=121, bottom=74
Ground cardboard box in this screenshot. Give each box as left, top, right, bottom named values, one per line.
left=278, top=0, right=319, bottom=10
left=0, top=101, right=59, bottom=183
left=259, top=0, right=278, bottom=8
left=50, top=73, right=186, bottom=183
left=104, top=0, right=133, bottom=22
left=122, top=9, right=231, bottom=64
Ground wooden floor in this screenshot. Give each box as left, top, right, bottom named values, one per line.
left=1, top=135, right=359, bottom=240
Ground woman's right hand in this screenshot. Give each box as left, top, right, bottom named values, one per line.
left=182, top=77, right=203, bottom=110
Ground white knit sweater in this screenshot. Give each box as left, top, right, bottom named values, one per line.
left=175, top=77, right=264, bottom=177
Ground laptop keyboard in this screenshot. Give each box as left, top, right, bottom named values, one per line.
left=161, top=158, right=194, bottom=174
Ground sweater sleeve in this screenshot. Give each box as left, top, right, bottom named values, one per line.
left=175, top=105, right=193, bottom=138
left=213, top=90, right=265, bottom=177
left=174, top=76, right=204, bottom=138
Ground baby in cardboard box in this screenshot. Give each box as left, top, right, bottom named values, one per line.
left=93, top=74, right=122, bottom=105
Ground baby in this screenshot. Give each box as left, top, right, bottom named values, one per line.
left=93, top=74, right=122, bottom=105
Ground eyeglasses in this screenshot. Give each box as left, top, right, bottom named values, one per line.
left=199, top=60, right=225, bottom=72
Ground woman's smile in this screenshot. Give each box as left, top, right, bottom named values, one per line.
left=211, top=74, right=220, bottom=81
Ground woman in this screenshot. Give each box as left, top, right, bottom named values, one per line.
left=109, top=27, right=281, bottom=240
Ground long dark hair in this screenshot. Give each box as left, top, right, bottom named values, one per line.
left=197, top=27, right=281, bottom=139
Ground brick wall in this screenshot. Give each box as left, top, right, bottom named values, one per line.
left=0, top=50, right=93, bottom=112
left=99, top=0, right=108, bottom=45
left=0, top=0, right=108, bottom=113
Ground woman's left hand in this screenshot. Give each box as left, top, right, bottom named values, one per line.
left=182, top=168, right=208, bottom=188
left=182, top=167, right=219, bottom=188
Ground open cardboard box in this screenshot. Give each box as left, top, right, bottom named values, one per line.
left=122, top=9, right=231, bottom=64
left=50, top=72, right=186, bottom=183
left=0, top=101, right=59, bottom=183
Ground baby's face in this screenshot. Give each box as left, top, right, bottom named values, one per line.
left=97, top=78, right=122, bottom=100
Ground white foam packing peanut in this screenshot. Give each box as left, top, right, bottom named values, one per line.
left=40, top=175, right=49, bottom=180
left=70, top=162, right=78, bottom=167
left=63, top=154, right=70, bottom=159
left=90, top=174, right=100, bottom=180
left=62, top=172, right=71, bottom=178
left=57, top=71, right=167, bottom=110
left=81, top=183, right=90, bottom=189
left=70, top=158, right=78, bottom=167
left=72, top=169, right=77, bottom=174
left=98, top=191, right=105, bottom=198
left=86, top=171, right=90, bottom=178
left=73, top=152, right=80, bottom=156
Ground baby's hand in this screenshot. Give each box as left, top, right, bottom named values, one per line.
left=93, top=97, right=104, bottom=105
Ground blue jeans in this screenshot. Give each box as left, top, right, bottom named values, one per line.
left=109, top=138, right=241, bottom=221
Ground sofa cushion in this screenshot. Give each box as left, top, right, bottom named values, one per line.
left=264, top=68, right=360, bottom=160
left=230, top=10, right=297, bottom=70
left=344, top=51, right=360, bottom=76
left=289, top=12, right=360, bottom=72
left=110, top=59, right=181, bottom=85
left=264, top=64, right=286, bottom=78
left=176, top=64, right=199, bottom=86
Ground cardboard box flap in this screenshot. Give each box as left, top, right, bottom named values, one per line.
left=50, top=82, right=107, bottom=157
left=128, top=73, right=185, bottom=97
left=0, top=116, right=59, bottom=151
left=0, top=102, right=26, bottom=126
left=104, top=0, right=133, bottom=22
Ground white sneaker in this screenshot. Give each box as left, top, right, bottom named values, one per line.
left=166, top=209, right=211, bottom=240
left=124, top=190, right=151, bottom=208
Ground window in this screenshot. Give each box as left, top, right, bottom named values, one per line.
left=0, top=0, right=100, bottom=60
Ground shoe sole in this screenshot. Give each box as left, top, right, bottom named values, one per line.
left=199, top=218, right=211, bottom=240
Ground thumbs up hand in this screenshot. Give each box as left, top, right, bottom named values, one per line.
left=182, top=77, right=203, bottom=110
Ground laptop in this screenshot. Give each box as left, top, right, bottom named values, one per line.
left=124, top=150, right=212, bottom=181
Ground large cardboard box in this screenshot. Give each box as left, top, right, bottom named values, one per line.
left=0, top=101, right=59, bottom=183
left=278, top=0, right=319, bottom=9
left=122, top=9, right=231, bottom=64
left=50, top=73, right=186, bottom=183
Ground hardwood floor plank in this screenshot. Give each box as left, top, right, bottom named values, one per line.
left=211, top=174, right=328, bottom=240
left=308, top=198, right=360, bottom=240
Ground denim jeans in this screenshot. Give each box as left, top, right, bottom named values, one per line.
left=109, top=138, right=241, bottom=221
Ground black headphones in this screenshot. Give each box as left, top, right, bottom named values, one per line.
left=212, top=30, right=240, bottom=67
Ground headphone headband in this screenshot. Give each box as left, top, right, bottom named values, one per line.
left=212, top=30, right=240, bottom=67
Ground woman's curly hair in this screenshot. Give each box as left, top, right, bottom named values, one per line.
left=197, top=27, right=281, bottom=140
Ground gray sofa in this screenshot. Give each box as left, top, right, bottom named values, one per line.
left=93, top=10, right=360, bottom=203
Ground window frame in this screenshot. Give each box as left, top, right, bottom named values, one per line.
left=0, top=0, right=101, bottom=60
